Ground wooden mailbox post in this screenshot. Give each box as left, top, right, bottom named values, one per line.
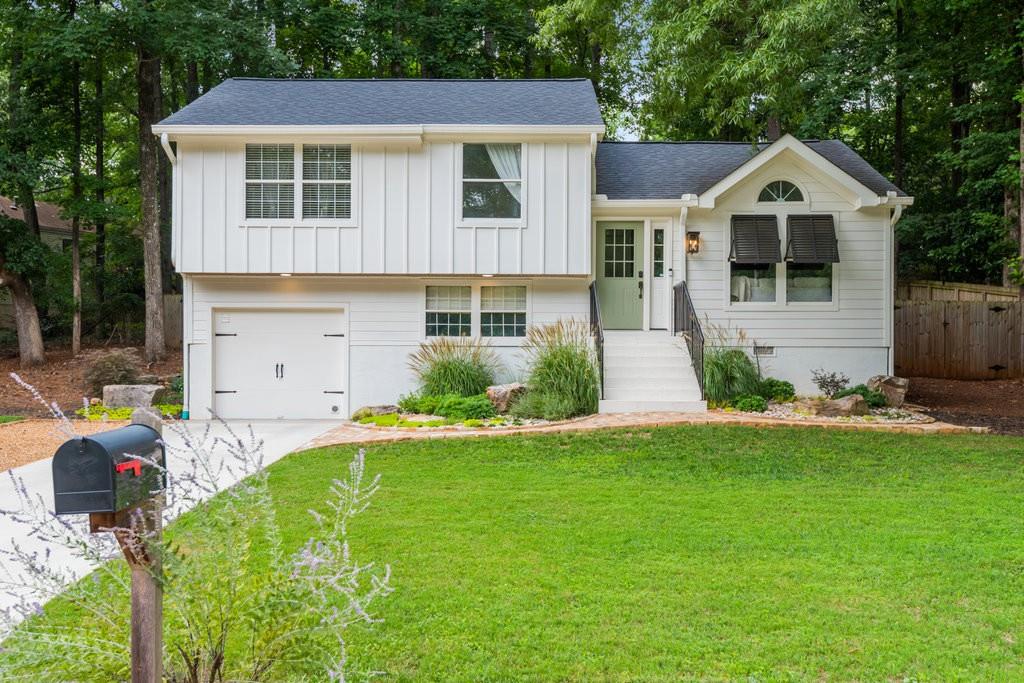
left=52, top=409, right=165, bottom=683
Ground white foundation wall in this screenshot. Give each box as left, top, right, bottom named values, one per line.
left=183, top=275, right=589, bottom=418
left=681, top=152, right=894, bottom=388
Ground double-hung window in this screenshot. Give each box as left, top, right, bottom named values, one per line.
left=302, top=144, right=352, bottom=219
left=480, top=286, right=527, bottom=337
left=425, top=286, right=472, bottom=337
left=245, top=144, right=294, bottom=219
left=462, top=143, right=522, bottom=219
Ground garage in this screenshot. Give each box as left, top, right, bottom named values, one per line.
left=212, top=308, right=348, bottom=419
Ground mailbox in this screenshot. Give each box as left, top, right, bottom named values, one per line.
left=52, top=424, right=166, bottom=515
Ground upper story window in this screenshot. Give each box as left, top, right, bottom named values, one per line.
left=758, top=180, right=803, bottom=203
left=462, top=143, right=522, bottom=219
left=302, top=144, right=352, bottom=219
left=245, top=144, right=295, bottom=219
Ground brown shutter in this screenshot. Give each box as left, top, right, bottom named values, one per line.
left=729, top=215, right=781, bottom=264
left=786, top=215, right=839, bottom=263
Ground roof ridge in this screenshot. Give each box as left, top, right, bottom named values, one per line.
left=225, top=77, right=593, bottom=83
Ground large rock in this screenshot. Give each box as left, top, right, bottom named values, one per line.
left=818, top=394, right=869, bottom=417
left=867, top=375, right=910, bottom=407
left=486, top=383, right=526, bottom=413
left=102, top=384, right=167, bottom=409
left=351, top=404, right=399, bottom=421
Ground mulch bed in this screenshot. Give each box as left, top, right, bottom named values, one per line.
left=1, top=345, right=183, bottom=418
left=907, top=377, right=1024, bottom=435
left=0, top=418, right=128, bottom=472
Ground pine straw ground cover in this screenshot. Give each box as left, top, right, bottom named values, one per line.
left=5, top=424, right=1024, bottom=680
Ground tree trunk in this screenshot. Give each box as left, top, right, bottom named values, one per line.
left=590, top=40, right=602, bottom=101
left=94, top=37, right=106, bottom=304
left=70, top=0, right=82, bottom=356
left=949, top=22, right=971, bottom=197
left=0, top=257, right=45, bottom=367
left=893, top=5, right=906, bottom=190
left=137, top=42, right=166, bottom=362
left=1019, top=53, right=1024, bottom=298
left=186, top=61, right=199, bottom=103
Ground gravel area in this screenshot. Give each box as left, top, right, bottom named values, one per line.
left=758, top=403, right=933, bottom=424
left=0, top=419, right=128, bottom=472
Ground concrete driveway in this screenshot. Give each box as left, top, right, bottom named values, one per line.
left=0, top=419, right=334, bottom=628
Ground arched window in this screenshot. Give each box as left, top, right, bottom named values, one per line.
left=758, top=180, right=803, bottom=202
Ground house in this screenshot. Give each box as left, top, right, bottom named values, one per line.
left=153, top=78, right=912, bottom=420
left=0, top=197, right=77, bottom=330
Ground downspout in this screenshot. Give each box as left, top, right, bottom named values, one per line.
left=887, top=202, right=905, bottom=375
left=160, top=133, right=176, bottom=165
left=159, top=132, right=187, bottom=417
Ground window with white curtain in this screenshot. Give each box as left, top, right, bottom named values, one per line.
left=462, top=143, right=522, bottom=219
left=245, top=144, right=294, bottom=219
left=480, top=286, right=527, bottom=337
left=302, top=144, right=352, bottom=219
left=425, top=286, right=472, bottom=337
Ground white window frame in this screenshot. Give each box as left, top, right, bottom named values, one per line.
left=420, top=279, right=533, bottom=346
left=243, top=143, right=296, bottom=221
left=241, top=141, right=360, bottom=228
left=301, top=144, right=354, bottom=221
left=480, top=285, right=528, bottom=338
left=723, top=209, right=840, bottom=312
left=424, top=285, right=473, bottom=338
left=457, top=142, right=527, bottom=228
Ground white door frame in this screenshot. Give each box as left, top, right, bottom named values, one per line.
left=207, top=302, right=350, bottom=418
left=593, top=216, right=675, bottom=332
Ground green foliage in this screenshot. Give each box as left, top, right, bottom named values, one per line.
left=703, top=348, right=761, bottom=403
left=164, top=374, right=184, bottom=404
left=82, top=350, right=140, bottom=395
left=897, top=211, right=1015, bottom=284
left=513, top=321, right=598, bottom=420
left=408, top=338, right=498, bottom=397
left=398, top=393, right=497, bottom=421
left=834, top=384, right=887, bottom=408
left=811, top=368, right=850, bottom=398
left=0, top=416, right=25, bottom=424
left=75, top=404, right=182, bottom=420
left=1007, top=256, right=1024, bottom=287
left=358, top=413, right=448, bottom=428
left=733, top=395, right=769, bottom=413
left=758, top=378, right=796, bottom=403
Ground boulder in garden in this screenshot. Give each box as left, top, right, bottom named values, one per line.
left=486, top=383, right=526, bottom=413
left=818, top=394, right=869, bottom=417
left=867, top=375, right=910, bottom=407
left=102, top=384, right=167, bottom=409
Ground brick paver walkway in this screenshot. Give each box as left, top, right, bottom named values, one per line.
left=301, top=410, right=982, bottom=451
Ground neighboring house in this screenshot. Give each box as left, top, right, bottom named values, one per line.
left=0, top=197, right=75, bottom=330
left=154, top=78, right=912, bottom=420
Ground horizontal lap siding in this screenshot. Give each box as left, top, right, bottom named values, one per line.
left=684, top=163, right=889, bottom=349
left=175, top=140, right=590, bottom=276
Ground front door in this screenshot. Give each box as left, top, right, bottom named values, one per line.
left=597, top=222, right=643, bottom=329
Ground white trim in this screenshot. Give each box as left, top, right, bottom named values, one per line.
left=456, top=142, right=527, bottom=228
left=153, top=123, right=606, bottom=139
left=419, top=278, right=534, bottom=347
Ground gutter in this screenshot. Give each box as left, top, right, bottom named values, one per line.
left=160, top=133, right=177, bottom=165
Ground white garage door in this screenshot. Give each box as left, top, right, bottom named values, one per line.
left=213, top=308, right=348, bottom=419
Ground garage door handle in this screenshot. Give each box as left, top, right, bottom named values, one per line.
left=215, top=390, right=237, bottom=394
left=324, top=333, right=345, bottom=337
left=323, top=390, right=345, bottom=394
left=280, top=363, right=284, bottom=379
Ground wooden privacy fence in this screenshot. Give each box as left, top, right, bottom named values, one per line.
left=897, top=279, right=1020, bottom=303
left=894, top=301, right=1024, bottom=379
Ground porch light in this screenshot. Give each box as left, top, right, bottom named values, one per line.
left=686, top=231, right=701, bottom=255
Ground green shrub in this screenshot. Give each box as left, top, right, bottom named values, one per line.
left=408, top=338, right=498, bottom=397
left=733, top=395, right=768, bottom=413
left=758, top=377, right=795, bottom=403
left=398, top=393, right=497, bottom=420
left=76, top=404, right=182, bottom=421
left=83, top=349, right=140, bottom=395
left=703, top=348, right=760, bottom=403
left=834, top=384, right=887, bottom=408
left=512, top=321, right=598, bottom=420
left=165, top=374, right=185, bottom=404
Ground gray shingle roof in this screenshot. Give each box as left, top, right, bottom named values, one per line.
left=158, top=78, right=604, bottom=127
left=595, top=140, right=906, bottom=199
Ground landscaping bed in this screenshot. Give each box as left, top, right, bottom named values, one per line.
left=0, top=418, right=127, bottom=472
left=5, top=424, right=1023, bottom=679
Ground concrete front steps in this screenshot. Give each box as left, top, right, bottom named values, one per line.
left=598, top=330, right=707, bottom=414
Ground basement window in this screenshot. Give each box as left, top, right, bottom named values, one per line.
left=425, top=286, right=471, bottom=337
left=302, top=144, right=352, bottom=219
left=245, top=144, right=294, bottom=219
left=480, top=286, right=527, bottom=337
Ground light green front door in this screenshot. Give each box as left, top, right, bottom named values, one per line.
left=597, top=222, right=643, bottom=329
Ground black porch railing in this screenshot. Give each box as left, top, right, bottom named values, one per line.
left=588, top=281, right=605, bottom=397
left=673, top=281, right=705, bottom=400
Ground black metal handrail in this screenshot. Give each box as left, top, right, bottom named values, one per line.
left=673, top=281, right=705, bottom=400
left=589, top=281, right=605, bottom=397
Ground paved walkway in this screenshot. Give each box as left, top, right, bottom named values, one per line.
left=303, top=410, right=982, bottom=450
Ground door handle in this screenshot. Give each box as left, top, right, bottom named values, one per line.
left=275, top=363, right=282, bottom=379
left=280, top=363, right=284, bottom=379
left=638, top=280, right=643, bottom=299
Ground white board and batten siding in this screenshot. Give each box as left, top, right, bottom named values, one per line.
left=680, top=159, right=893, bottom=392
left=172, top=139, right=592, bottom=276
left=185, top=276, right=590, bottom=419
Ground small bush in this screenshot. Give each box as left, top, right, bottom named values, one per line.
left=811, top=368, right=850, bottom=398
left=435, top=394, right=496, bottom=421
left=512, top=321, right=599, bottom=420
left=75, top=404, right=183, bottom=420
left=704, top=348, right=760, bottom=403
left=834, top=384, right=887, bottom=408
left=165, top=374, right=184, bottom=403
left=733, top=395, right=768, bottom=413
left=408, top=338, right=498, bottom=397
left=83, top=350, right=140, bottom=395
left=758, top=377, right=795, bottom=403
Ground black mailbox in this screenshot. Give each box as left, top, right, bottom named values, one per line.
left=52, top=424, right=166, bottom=515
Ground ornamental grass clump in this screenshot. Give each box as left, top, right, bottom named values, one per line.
left=408, top=337, right=498, bottom=397
left=512, top=320, right=599, bottom=420
left=703, top=348, right=761, bottom=404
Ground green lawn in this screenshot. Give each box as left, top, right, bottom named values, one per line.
left=0, top=415, right=24, bottom=424
left=9, top=424, right=1024, bottom=680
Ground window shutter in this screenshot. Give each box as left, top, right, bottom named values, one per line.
left=786, top=215, right=839, bottom=263
left=730, top=216, right=781, bottom=264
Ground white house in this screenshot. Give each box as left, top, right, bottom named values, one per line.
left=153, top=78, right=912, bottom=420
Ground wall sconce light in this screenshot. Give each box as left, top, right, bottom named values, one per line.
left=686, top=231, right=701, bottom=255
